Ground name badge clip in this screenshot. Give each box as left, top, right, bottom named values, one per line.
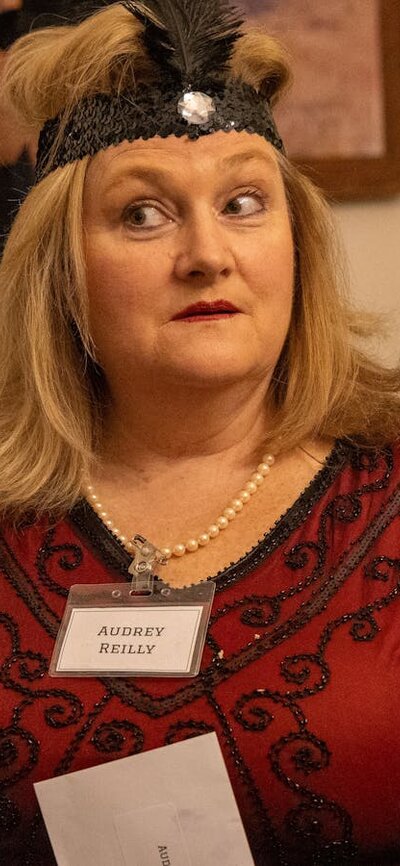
left=128, top=534, right=168, bottom=595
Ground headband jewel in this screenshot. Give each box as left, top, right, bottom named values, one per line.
left=35, top=0, right=284, bottom=182
left=177, top=91, right=216, bottom=125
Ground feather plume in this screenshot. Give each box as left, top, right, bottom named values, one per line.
left=122, top=0, right=243, bottom=84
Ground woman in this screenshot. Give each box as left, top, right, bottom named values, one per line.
left=0, top=2, right=400, bottom=864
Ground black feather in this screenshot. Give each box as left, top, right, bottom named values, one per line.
left=122, top=0, right=244, bottom=85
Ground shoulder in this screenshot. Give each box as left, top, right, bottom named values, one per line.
left=343, top=439, right=400, bottom=473
left=329, top=439, right=400, bottom=511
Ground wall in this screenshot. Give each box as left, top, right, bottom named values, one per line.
left=332, top=195, right=400, bottom=366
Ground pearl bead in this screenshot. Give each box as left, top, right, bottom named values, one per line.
left=100, top=510, right=108, bottom=518
left=217, top=516, right=229, bottom=529
left=223, top=507, right=236, bottom=521
left=186, top=538, right=199, bottom=553
left=119, top=535, right=127, bottom=543
left=257, top=462, right=271, bottom=476
left=231, top=498, right=244, bottom=512
left=239, top=490, right=251, bottom=504
left=251, top=472, right=264, bottom=486
left=105, top=519, right=113, bottom=527
left=245, top=481, right=257, bottom=495
left=161, top=547, right=172, bottom=560
left=263, top=453, right=275, bottom=466
left=198, top=533, right=210, bottom=546
left=173, top=544, right=186, bottom=557
left=89, top=493, right=98, bottom=502
left=208, top=524, right=220, bottom=538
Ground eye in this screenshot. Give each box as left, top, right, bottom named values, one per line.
left=223, top=192, right=266, bottom=217
left=123, top=203, right=170, bottom=230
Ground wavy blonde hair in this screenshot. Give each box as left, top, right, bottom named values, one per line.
left=0, top=3, right=399, bottom=519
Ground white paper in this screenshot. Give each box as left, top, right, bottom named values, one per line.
left=115, top=802, right=192, bottom=865
left=34, top=733, right=255, bottom=866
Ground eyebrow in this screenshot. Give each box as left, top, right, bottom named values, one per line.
left=103, top=166, right=174, bottom=194
left=220, top=149, right=278, bottom=171
left=103, top=147, right=278, bottom=193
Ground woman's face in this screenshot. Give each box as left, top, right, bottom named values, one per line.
left=83, top=131, right=294, bottom=393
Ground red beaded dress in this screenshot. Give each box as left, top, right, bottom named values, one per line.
left=1, top=440, right=400, bottom=866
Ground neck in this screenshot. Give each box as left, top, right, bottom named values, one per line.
left=99, top=376, right=273, bottom=474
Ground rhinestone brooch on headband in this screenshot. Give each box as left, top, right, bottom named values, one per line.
left=177, top=91, right=217, bottom=126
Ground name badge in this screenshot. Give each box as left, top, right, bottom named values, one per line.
left=49, top=580, right=215, bottom=678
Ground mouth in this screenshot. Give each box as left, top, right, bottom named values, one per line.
left=171, top=300, right=241, bottom=322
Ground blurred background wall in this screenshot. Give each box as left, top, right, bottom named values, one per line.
left=333, top=195, right=400, bottom=366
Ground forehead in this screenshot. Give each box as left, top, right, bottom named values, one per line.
left=85, top=131, right=281, bottom=192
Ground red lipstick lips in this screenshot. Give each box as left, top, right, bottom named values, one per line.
left=172, top=300, right=240, bottom=321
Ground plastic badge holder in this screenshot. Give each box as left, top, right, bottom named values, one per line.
left=49, top=578, right=215, bottom=678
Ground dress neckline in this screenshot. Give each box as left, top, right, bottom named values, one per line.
left=69, top=439, right=351, bottom=591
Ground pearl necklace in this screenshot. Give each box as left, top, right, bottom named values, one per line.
left=85, top=451, right=275, bottom=560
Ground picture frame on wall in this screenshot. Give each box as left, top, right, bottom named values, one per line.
left=241, top=0, right=400, bottom=200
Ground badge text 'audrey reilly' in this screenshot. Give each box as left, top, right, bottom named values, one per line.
left=97, top=623, right=166, bottom=655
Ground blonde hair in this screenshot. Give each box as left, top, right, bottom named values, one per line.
left=0, top=3, right=399, bottom=519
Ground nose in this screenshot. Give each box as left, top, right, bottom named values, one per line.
left=173, top=210, right=235, bottom=283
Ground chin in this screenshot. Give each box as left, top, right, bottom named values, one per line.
left=160, top=354, right=267, bottom=389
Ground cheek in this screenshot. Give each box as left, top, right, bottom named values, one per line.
left=85, top=239, right=153, bottom=327
left=247, top=230, right=294, bottom=304
left=245, top=230, right=294, bottom=355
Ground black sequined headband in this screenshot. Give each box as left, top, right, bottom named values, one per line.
left=35, top=0, right=284, bottom=183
